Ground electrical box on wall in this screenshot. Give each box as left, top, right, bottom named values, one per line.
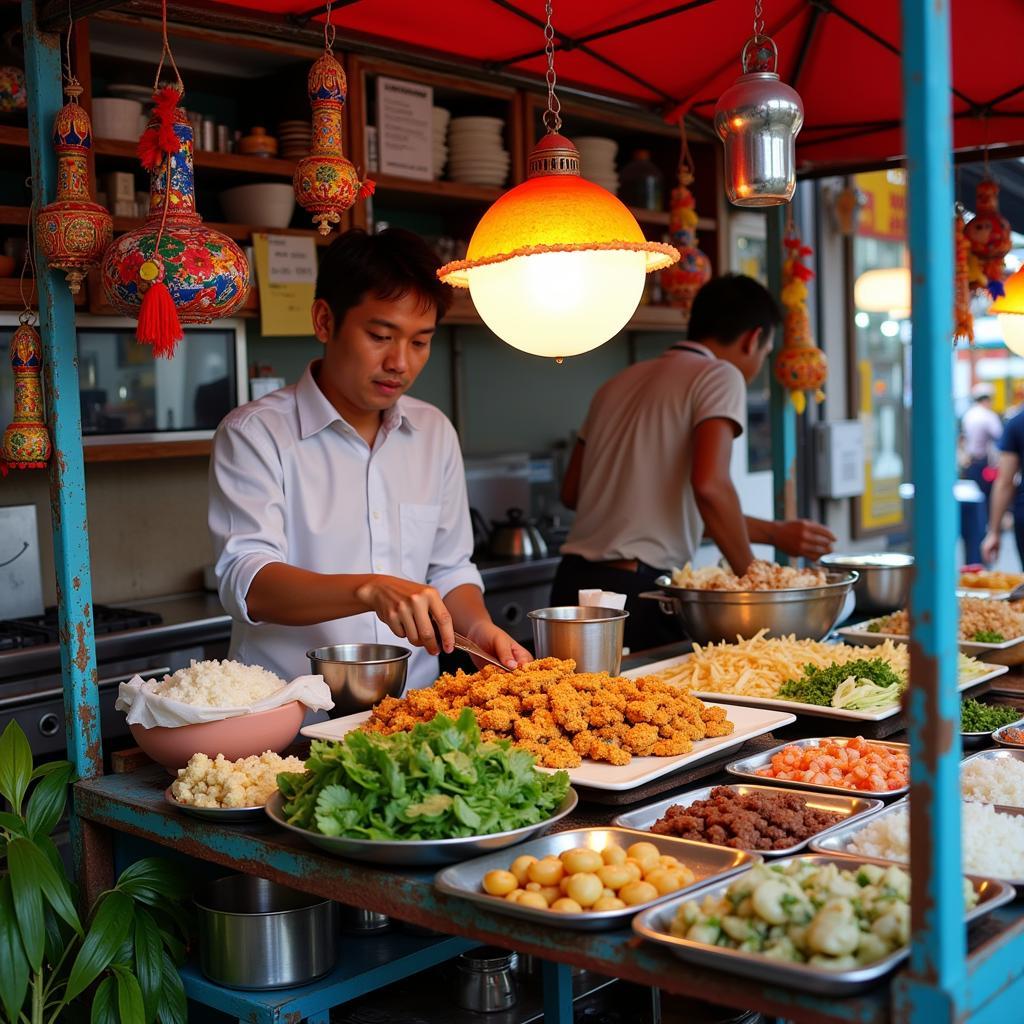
left=813, top=420, right=865, bottom=499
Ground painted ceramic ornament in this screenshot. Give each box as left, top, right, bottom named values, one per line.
left=954, top=209, right=973, bottom=345
left=965, top=178, right=1011, bottom=298
left=35, top=81, right=112, bottom=295
left=0, top=65, right=26, bottom=112
left=660, top=165, right=711, bottom=319
left=1, top=320, right=51, bottom=471
left=293, top=51, right=373, bottom=235
left=774, top=229, right=826, bottom=413
left=101, top=90, right=250, bottom=356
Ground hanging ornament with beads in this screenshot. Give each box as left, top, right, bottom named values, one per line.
left=774, top=214, right=827, bottom=413
left=954, top=205, right=974, bottom=345
left=293, top=0, right=373, bottom=235
left=965, top=177, right=1011, bottom=299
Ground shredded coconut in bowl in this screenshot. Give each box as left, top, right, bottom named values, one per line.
left=151, top=660, right=285, bottom=707
left=961, top=757, right=1024, bottom=808
left=847, top=802, right=1024, bottom=878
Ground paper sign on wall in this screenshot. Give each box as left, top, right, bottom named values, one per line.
left=252, top=232, right=317, bottom=337
left=376, top=76, right=433, bottom=180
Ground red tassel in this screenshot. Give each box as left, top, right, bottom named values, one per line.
left=137, top=86, right=183, bottom=171
left=358, top=178, right=376, bottom=200
left=137, top=281, right=183, bottom=358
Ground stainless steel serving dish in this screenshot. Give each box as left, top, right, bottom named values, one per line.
left=961, top=745, right=1024, bottom=787
left=433, top=826, right=758, bottom=931
left=632, top=854, right=1012, bottom=995
left=838, top=621, right=1024, bottom=667
left=611, top=783, right=884, bottom=857
left=726, top=737, right=910, bottom=799
left=994, top=721, right=1024, bottom=748
left=640, top=571, right=857, bottom=643
left=264, top=788, right=578, bottom=866
left=164, top=785, right=267, bottom=823
left=818, top=553, right=912, bottom=616
left=307, top=643, right=410, bottom=718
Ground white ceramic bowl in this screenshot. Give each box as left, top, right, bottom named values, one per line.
left=219, top=183, right=296, bottom=228
left=93, top=98, right=143, bottom=141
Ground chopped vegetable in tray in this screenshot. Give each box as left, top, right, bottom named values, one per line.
left=777, top=658, right=905, bottom=711
left=960, top=698, right=1023, bottom=733
left=277, top=708, right=570, bottom=841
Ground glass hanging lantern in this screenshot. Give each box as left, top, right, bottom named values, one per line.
left=438, top=0, right=678, bottom=360
left=714, top=0, right=803, bottom=207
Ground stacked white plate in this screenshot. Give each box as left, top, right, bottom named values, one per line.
left=447, top=115, right=509, bottom=187
left=433, top=106, right=451, bottom=180
left=278, top=120, right=312, bottom=160
left=576, top=136, right=619, bottom=194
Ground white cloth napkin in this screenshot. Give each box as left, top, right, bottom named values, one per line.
left=578, top=589, right=627, bottom=611
left=116, top=673, right=333, bottom=729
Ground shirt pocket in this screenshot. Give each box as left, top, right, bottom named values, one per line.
left=398, top=502, right=442, bottom=581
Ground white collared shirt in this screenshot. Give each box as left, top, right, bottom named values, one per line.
left=209, top=360, right=483, bottom=687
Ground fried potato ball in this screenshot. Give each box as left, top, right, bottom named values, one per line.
left=596, top=864, right=632, bottom=890
left=627, top=842, right=661, bottom=870
left=550, top=898, right=584, bottom=914
left=483, top=870, right=519, bottom=896
left=517, top=891, right=550, bottom=910
left=560, top=848, right=603, bottom=874
left=528, top=857, right=564, bottom=886
left=619, top=880, right=659, bottom=906
left=565, top=873, right=603, bottom=908
left=601, top=845, right=627, bottom=866
left=510, top=855, right=538, bottom=885
left=592, top=896, right=626, bottom=912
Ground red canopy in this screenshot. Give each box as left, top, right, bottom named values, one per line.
left=215, top=0, right=1024, bottom=172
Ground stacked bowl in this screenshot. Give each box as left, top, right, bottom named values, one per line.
left=433, top=106, right=450, bottom=180
left=576, top=136, right=619, bottom=195
left=278, top=120, right=312, bottom=160
left=447, top=116, right=509, bottom=187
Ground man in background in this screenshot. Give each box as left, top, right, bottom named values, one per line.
left=961, top=383, right=1003, bottom=565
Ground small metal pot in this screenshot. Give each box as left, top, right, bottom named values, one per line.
left=529, top=606, right=629, bottom=674
left=489, top=508, right=549, bottom=559
left=453, top=947, right=519, bottom=1013
left=338, top=905, right=391, bottom=933
left=308, top=643, right=410, bottom=719
left=194, top=875, right=337, bottom=990
left=818, top=553, right=913, bottom=616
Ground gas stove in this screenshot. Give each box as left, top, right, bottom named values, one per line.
left=0, top=604, right=162, bottom=651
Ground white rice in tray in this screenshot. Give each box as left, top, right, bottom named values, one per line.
left=961, top=758, right=1024, bottom=808
left=847, top=802, right=1024, bottom=879
left=150, top=659, right=285, bottom=707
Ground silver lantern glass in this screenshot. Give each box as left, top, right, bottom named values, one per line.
left=714, top=36, right=804, bottom=207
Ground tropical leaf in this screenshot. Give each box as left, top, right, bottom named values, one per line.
left=113, top=965, right=146, bottom=1024
left=0, top=877, right=29, bottom=1023
left=6, top=838, right=45, bottom=970
left=133, top=910, right=162, bottom=1024
left=0, top=721, right=33, bottom=815
left=155, top=952, right=187, bottom=1024
left=0, top=811, right=27, bottom=838
left=25, top=763, right=73, bottom=839
left=65, top=891, right=133, bottom=1002
left=8, top=836, right=80, bottom=937
left=117, top=859, right=190, bottom=903
left=31, top=759, right=71, bottom=781
left=90, top=976, right=118, bottom=1024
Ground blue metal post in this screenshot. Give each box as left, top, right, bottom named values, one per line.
left=21, top=0, right=102, bottom=786
left=893, top=0, right=961, bottom=1021
left=542, top=960, right=574, bottom=1024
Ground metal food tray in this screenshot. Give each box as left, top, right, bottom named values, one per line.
left=264, top=788, right=579, bottom=866
left=994, top=723, right=1024, bottom=749
left=809, top=799, right=1024, bottom=894
left=838, top=620, right=1024, bottom=665
left=611, top=783, right=884, bottom=857
left=726, top=737, right=910, bottom=799
left=963, top=712, right=1024, bottom=750
left=961, top=745, right=1024, bottom=807
left=631, top=854, right=1013, bottom=995
left=163, top=786, right=267, bottom=822
left=433, top=826, right=758, bottom=932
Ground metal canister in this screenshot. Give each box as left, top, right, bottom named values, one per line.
left=713, top=34, right=803, bottom=207
left=201, top=118, right=216, bottom=152
left=529, top=606, right=629, bottom=674
left=216, top=123, right=230, bottom=153
left=453, top=947, right=518, bottom=1013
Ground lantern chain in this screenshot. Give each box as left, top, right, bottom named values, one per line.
left=542, top=0, right=562, bottom=134
left=753, top=0, right=765, bottom=38
left=324, top=0, right=336, bottom=54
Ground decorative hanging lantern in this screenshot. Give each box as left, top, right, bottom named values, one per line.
left=774, top=222, right=826, bottom=413
left=35, top=79, right=112, bottom=294
left=990, top=267, right=1024, bottom=356
left=714, top=1, right=803, bottom=207
left=954, top=206, right=974, bottom=345
left=659, top=120, right=711, bottom=320
left=964, top=178, right=1011, bottom=298
left=2, top=316, right=51, bottom=473
left=293, top=8, right=373, bottom=235
left=437, top=0, right=678, bottom=361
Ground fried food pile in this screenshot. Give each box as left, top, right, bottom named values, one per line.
left=362, top=658, right=734, bottom=768
left=671, top=559, right=826, bottom=591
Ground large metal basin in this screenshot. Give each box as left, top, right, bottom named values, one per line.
left=642, top=571, right=857, bottom=643
left=819, top=552, right=912, bottom=616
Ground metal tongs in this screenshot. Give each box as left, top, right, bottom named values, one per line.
left=452, top=631, right=513, bottom=672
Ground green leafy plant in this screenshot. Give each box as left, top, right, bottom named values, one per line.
left=0, top=721, right=191, bottom=1024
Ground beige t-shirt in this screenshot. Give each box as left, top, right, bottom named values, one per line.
left=562, top=343, right=747, bottom=570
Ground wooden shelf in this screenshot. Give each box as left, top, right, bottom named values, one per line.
left=93, top=137, right=298, bottom=178
left=110, top=215, right=332, bottom=246
left=628, top=206, right=670, bottom=227
left=0, top=278, right=86, bottom=308
left=0, top=125, right=29, bottom=153
left=371, top=173, right=505, bottom=208
left=83, top=439, right=213, bottom=462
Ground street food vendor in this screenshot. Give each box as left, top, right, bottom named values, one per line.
left=209, top=228, right=530, bottom=686
left=552, top=274, right=836, bottom=650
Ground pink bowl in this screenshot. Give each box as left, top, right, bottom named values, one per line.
left=130, top=701, right=305, bottom=773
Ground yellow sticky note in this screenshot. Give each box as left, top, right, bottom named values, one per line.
left=253, top=232, right=317, bottom=336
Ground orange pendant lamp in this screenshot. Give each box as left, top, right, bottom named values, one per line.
left=437, top=2, right=678, bottom=361
left=991, top=266, right=1024, bottom=356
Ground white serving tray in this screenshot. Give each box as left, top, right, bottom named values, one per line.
left=300, top=703, right=796, bottom=793
left=838, top=620, right=1024, bottom=658
left=623, top=654, right=1009, bottom=723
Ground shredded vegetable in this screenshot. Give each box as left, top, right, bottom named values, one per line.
left=778, top=659, right=905, bottom=710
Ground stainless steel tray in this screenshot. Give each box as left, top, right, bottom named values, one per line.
left=838, top=620, right=1024, bottom=665
left=264, top=788, right=578, bottom=866
left=611, top=783, right=884, bottom=857
left=809, top=799, right=1024, bottom=893
left=994, top=723, right=1024, bottom=749
left=632, top=854, right=1013, bottom=995
left=961, top=747, right=1024, bottom=808
left=163, top=785, right=266, bottom=822
left=726, top=737, right=910, bottom=799
left=433, top=826, right=758, bottom=931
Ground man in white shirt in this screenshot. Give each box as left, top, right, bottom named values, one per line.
left=209, top=228, right=529, bottom=686
left=554, top=274, right=835, bottom=651
left=960, top=383, right=1003, bottom=565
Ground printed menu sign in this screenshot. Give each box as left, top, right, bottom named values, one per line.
left=376, top=76, right=433, bottom=180
left=252, top=232, right=317, bottom=336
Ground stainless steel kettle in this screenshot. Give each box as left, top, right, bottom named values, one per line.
left=487, top=508, right=549, bottom=559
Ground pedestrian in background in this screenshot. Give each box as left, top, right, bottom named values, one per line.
left=961, top=383, right=1003, bottom=566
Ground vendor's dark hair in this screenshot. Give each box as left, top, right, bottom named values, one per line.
left=687, top=273, right=781, bottom=347
left=315, top=227, right=452, bottom=326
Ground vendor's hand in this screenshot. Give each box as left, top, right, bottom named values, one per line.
left=774, top=519, right=836, bottom=560
left=465, top=620, right=532, bottom=671
left=981, top=530, right=1001, bottom=565
left=355, top=576, right=454, bottom=656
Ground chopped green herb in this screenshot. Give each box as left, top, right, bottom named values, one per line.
left=972, top=629, right=1006, bottom=644
left=960, top=698, right=1023, bottom=733
left=777, top=658, right=905, bottom=710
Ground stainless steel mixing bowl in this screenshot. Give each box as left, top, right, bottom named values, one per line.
left=307, top=643, right=410, bottom=718
left=645, top=571, right=858, bottom=643
left=818, top=553, right=913, bottom=616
